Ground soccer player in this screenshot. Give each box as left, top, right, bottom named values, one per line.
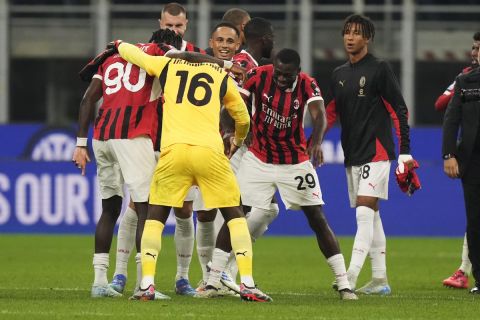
left=73, top=30, right=180, bottom=299
left=436, top=32, right=479, bottom=289
left=325, top=14, right=415, bottom=295
left=194, top=21, right=241, bottom=292
left=111, top=2, right=207, bottom=297
left=205, top=8, right=250, bottom=56
left=199, top=48, right=357, bottom=301
left=113, top=39, right=272, bottom=302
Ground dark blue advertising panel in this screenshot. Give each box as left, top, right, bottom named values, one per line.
left=0, top=124, right=465, bottom=236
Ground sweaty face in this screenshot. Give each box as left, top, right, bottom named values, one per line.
left=273, top=60, right=299, bottom=90
left=471, top=40, right=480, bottom=66
left=159, top=12, right=188, bottom=37
left=209, top=27, right=240, bottom=60
left=343, top=23, right=369, bottom=55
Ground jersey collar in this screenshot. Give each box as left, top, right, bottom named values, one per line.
left=241, top=49, right=259, bottom=67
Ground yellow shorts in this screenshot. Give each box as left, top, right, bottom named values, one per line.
left=149, top=144, right=241, bottom=208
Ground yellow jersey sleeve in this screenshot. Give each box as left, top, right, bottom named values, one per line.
left=118, top=42, right=171, bottom=77
left=222, top=76, right=250, bottom=146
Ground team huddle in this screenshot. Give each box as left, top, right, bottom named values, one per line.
left=72, top=2, right=478, bottom=303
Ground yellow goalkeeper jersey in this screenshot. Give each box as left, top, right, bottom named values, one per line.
left=118, top=42, right=250, bottom=154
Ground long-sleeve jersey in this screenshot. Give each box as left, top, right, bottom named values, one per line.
left=118, top=42, right=250, bottom=154
left=325, top=53, right=410, bottom=167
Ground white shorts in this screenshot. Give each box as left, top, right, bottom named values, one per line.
left=93, top=137, right=156, bottom=202
left=346, top=161, right=391, bottom=208
left=237, top=151, right=324, bottom=210
left=230, top=144, right=248, bottom=175
left=155, top=150, right=198, bottom=203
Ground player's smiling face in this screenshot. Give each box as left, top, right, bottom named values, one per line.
left=343, top=23, right=369, bottom=55
left=209, top=27, right=240, bottom=60
left=273, top=60, right=299, bottom=90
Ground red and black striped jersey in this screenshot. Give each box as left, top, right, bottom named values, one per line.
left=325, top=53, right=410, bottom=167
left=93, top=43, right=171, bottom=143
left=240, top=65, right=323, bottom=164
left=232, top=50, right=259, bottom=85
left=181, top=40, right=206, bottom=54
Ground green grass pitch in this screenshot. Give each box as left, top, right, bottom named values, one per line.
left=0, top=235, right=478, bottom=319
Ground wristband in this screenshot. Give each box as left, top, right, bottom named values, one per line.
left=223, top=60, right=233, bottom=70
left=76, top=137, right=88, bottom=147
left=443, top=153, right=455, bottom=160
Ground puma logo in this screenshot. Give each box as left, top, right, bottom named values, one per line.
left=236, top=251, right=248, bottom=256
left=263, top=93, right=273, bottom=103
left=145, top=252, right=157, bottom=259
left=312, top=192, right=320, bottom=199
left=368, top=182, right=377, bottom=190
left=339, top=80, right=345, bottom=87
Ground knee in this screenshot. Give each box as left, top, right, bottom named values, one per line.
left=174, top=201, right=193, bottom=218
left=102, top=195, right=122, bottom=219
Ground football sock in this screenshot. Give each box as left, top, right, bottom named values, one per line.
left=206, top=248, right=230, bottom=288
left=174, top=216, right=194, bottom=280
left=135, top=253, right=142, bottom=290
left=114, top=206, right=137, bottom=278
left=370, top=210, right=387, bottom=279
left=460, top=233, right=472, bottom=274
left=140, top=219, right=164, bottom=288
left=196, top=220, right=215, bottom=282
left=227, top=217, right=254, bottom=287
left=327, top=254, right=350, bottom=291
left=348, top=206, right=375, bottom=285
left=93, top=253, right=109, bottom=286
left=247, top=204, right=279, bottom=241
left=213, top=209, right=224, bottom=237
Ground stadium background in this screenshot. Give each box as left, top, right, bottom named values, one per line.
left=0, top=0, right=476, bottom=236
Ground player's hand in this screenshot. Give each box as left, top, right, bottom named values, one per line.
left=308, top=144, right=324, bottom=167
left=397, top=154, right=413, bottom=174
left=106, top=40, right=123, bottom=52
left=222, top=132, right=233, bottom=156
left=72, top=147, right=91, bottom=176
left=229, top=64, right=246, bottom=83
left=227, top=136, right=240, bottom=159
left=444, top=157, right=459, bottom=179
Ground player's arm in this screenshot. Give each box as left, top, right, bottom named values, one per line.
left=442, top=75, right=463, bottom=179
left=434, top=80, right=455, bottom=112
left=378, top=61, right=411, bottom=157
left=165, top=50, right=245, bottom=80
left=222, top=76, right=250, bottom=157
left=117, top=42, right=171, bottom=77
left=324, top=77, right=338, bottom=131
left=72, top=78, right=102, bottom=175
left=307, top=99, right=326, bottom=167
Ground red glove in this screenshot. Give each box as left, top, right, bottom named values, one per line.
left=395, top=159, right=421, bottom=196
left=78, top=47, right=116, bottom=82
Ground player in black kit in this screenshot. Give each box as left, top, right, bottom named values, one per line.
left=325, top=14, right=416, bottom=295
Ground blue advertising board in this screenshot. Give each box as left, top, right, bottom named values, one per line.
left=0, top=124, right=465, bottom=236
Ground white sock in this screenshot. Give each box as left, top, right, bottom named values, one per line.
left=370, top=210, right=387, bottom=279
left=460, top=233, right=472, bottom=274
left=114, top=206, right=138, bottom=278
left=174, top=216, right=194, bottom=280
left=348, top=206, right=375, bottom=286
left=93, top=253, right=109, bottom=286
left=247, top=204, right=279, bottom=240
left=135, top=253, right=142, bottom=290
left=196, top=220, right=215, bottom=282
left=226, top=253, right=239, bottom=282
left=327, top=254, right=350, bottom=291
left=212, top=209, right=224, bottom=238
left=206, top=248, right=230, bottom=288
